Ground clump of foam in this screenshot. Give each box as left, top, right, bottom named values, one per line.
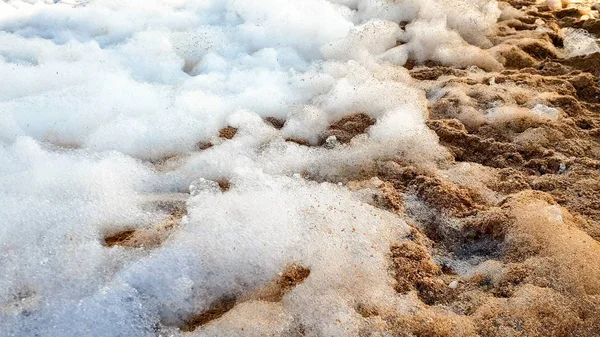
left=531, top=104, right=559, bottom=120
left=379, top=3, right=503, bottom=71
left=485, top=104, right=559, bottom=125
left=547, top=0, right=563, bottom=11
left=562, top=28, right=600, bottom=57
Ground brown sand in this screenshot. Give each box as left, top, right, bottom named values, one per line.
left=343, top=2, right=600, bottom=335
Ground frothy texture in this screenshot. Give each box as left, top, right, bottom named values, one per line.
left=0, top=0, right=509, bottom=336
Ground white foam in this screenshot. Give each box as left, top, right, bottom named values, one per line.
left=0, top=0, right=503, bottom=335
left=562, top=27, right=600, bottom=57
